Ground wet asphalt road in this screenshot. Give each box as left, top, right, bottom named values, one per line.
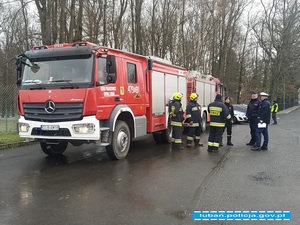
left=0, top=109, right=299, bottom=225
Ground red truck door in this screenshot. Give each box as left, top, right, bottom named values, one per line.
left=121, top=58, right=146, bottom=116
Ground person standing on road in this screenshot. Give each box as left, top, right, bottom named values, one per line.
left=169, top=92, right=184, bottom=150
left=246, top=91, right=260, bottom=146
left=224, top=97, right=234, bottom=146
left=207, top=94, right=231, bottom=153
left=271, top=100, right=279, bottom=124
left=185, top=93, right=203, bottom=148
left=251, top=92, right=271, bottom=151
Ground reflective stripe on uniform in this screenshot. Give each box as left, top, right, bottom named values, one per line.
left=187, top=136, right=194, bottom=141
left=213, top=142, right=219, bottom=147
left=186, top=114, right=191, bottom=118
left=192, top=107, right=199, bottom=111
left=171, top=121, right=182, bottom=127
left=194, top=136, right=200, bottom=140
left=209, top=107, right=222, bottom=112
left=189, top=123, right=199, bottom=127
left=174, top=139, right=182, bottom=144
left=226, top=115, right=231, bottom=119
left=208, top=142, right=214, bottom=147
left=210, top=122, right=225, bottom=127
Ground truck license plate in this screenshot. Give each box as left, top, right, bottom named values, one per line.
left=41, top=125, right=60, bottom=131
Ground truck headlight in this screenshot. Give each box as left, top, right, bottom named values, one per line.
left=18, top=123, right=30, bottom=132
left=72, top=123, right=95, bottom=134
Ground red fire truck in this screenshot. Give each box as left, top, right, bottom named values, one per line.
left=16, top=42, right=187, bottom=159
left=187, top=71, right=225, bottom=131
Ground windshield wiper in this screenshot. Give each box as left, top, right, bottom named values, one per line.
left=29, top=84, right=46, bottom=90
left=51, top=79, right=79, bottom=89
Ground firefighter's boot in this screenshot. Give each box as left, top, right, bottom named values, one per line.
left=194, top=138, right=203, bottom=147
left=227, top=136, right=233, bottom=146
left=219, top=137, right=223, bottom=147
left=186, top=140, right=192, bottom=148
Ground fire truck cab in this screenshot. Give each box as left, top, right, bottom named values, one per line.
left=16, top=42, right=187, bottom=159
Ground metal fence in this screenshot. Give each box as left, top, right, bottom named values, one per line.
left=0, top=83, right=19, bottom=133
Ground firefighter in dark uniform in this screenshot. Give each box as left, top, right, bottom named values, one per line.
left=251, top=92, right=271, bottom=151
left=224, top=96, right=234, bottom=146
left=185, top=93, right=203, bottom=148
left=271, top=100, right=279, bottom=124
left=170, top=92, right=184, bottom=150
left=207, top=94, right=231, bottom=152
left=246, top=91, right=260, bottom=146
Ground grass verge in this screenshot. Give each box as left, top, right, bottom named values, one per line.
left=0, top=132, right=25, bottom=144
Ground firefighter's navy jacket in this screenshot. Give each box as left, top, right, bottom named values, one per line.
left=185, top=100, right=202, bottom=127
left=170, top=100, right=184, bottom=126
left=208, top=99, right=231, bottom=127
left=258, top=99, right=271, bottom=124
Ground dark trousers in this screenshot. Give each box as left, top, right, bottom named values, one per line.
left=249, top=119, right=258, bottom=144
left=255, top=126, right=269, bottom=147
left=208, top=126, right=223, bottom=148
left=272, top=113, right=277, bottom=123
left=187, top=126, right=201, bottom=143
left=172, top=126, right=183, bottom=144
left=224, top=121, right=232, bottom=136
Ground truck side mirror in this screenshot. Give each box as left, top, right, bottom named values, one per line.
left=106, top=55, right=116, bottom=83
left=16, top=57, right=23, bottom=87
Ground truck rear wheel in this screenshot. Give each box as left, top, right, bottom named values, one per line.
left=106, top=121, right=131, bottom=160
left=40, top=141, right=68, bottom=156
left=152, top=119, right=173, bottom=144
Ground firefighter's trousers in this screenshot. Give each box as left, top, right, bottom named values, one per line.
left=172, top=125, right=183, bottom=144
left=208, top=126, right=224, bottom=148
left=187, top=126, right=201, bottom=145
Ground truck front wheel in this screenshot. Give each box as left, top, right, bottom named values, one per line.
left=40, top=141, right=68, bottom=156
left=106, top=121, right=131, bottom=160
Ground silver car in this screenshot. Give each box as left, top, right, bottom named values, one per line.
left=232, top=104, right=248, bottom=124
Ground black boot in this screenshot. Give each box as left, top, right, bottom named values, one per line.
left=207, top=146, right=213, bottom=152
left=219, top=137, right=223, bottom=147
left=212, top=146, right=219, bottom=153
left=261, top=145, right=268, bottom=150
left=186, top=140, right=192, bottom=148
left=194, top=138, right=203, bottom=147
left=227, top=136, right=233, bottom=146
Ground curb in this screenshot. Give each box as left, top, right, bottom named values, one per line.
left=277, top=106, right=299, bottom=115
left=0, top=140, right=37, bottom=150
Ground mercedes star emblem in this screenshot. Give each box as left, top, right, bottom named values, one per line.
left=45, top=101, right=56, bottom=114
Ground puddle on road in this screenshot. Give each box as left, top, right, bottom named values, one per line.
left=248, top=172, right=281, bottom=186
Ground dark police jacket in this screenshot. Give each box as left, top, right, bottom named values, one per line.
left=246, top=98, right=260, bottom=121
left=208, top=99, right=231, bottom=127
left=185, top=100, right=202, bottom=127
left=258, top=99, right=271, bottom=125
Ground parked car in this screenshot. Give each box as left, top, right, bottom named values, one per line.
left=232, top=104, right=248, bottom=124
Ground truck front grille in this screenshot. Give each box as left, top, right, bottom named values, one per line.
left=23, top=102, right=83, bottom=122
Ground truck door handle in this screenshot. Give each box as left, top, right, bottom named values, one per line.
left=115, top=97, right=120, bottom=102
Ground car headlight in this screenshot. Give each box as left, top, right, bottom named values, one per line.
left=72, top=123, right=95, bottom=134
left=18, top=123, right=30, bottom=132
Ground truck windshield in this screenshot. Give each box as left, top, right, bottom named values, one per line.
left=21, top=55, right=93, bottom=86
